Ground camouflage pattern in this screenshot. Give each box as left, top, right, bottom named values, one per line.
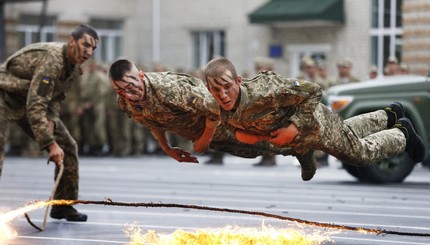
left=118, top=72, right=294, bottom=158
left=78, top=68, right=109, bottom=152
left=223, top=71, right=322, bottom=134
left=123, top=72, right=220, bottom=141
left=106, top=88, right=133, bottom=156
left=0, top=42, right=82, bottom=200
left=223, top=71, right=407, bottom=165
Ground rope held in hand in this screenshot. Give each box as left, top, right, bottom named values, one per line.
left=24, top=199, right=430, bottom=237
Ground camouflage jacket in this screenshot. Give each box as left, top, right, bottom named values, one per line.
left=120, top=72, right=220, bottom=141
left=221, top=71, right=322, bottom=135
left=0, top=42, right=82, bottom=149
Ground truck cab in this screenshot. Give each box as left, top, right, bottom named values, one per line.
left=324, top=75, right=430, bottom=183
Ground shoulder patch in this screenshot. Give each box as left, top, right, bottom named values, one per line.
left=292, top=80, right=301, bottom=87
left=37, top=76, right=52, bottom=96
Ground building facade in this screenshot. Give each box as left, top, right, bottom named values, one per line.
left=2, top=0, right=428, bottom=78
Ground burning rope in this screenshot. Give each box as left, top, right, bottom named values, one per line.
left=24, top=199, right=430, bottom=237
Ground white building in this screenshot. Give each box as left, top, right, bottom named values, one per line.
left=2, top=0, right=427, bottom=78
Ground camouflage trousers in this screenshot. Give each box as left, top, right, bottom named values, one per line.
left=290, top=104, right=407, bottom=166
left=0, top=90, right=79, bottom=200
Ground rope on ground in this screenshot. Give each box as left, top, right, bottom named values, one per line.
left=24, top=199, right=430, bottom=237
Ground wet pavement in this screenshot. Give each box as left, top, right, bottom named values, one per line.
left=1, top=155, right=430, bottom=244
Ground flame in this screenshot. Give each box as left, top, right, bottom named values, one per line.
left=124, top=223, right=334, bottom=245
left=0, top=200, right=75, bottom=242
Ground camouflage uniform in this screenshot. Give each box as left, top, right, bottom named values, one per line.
left=105, top=87, right=133, bottom=156
left=118, top=72, right=293, bottom=158
left=0, top=42, right=81, bottom=200
left=221, top=71, right=407, bottom=166
left=78, top=66, right=109, bottom=155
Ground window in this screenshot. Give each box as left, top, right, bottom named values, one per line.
left=370, top=0, right=403, bottom=73
left=192, top=31, right=225, bottom=68
left=17, top=14, right=56, bottom=46
left=89, top=19, right=123, bottom=63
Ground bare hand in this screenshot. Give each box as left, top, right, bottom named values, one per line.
left=235, top=129, right=271, bottom=144
left=167, top=147, right=199, bottom=163
left=269, top=124, right=299, bottom=147
left=48, top=142, right=64, bottom=167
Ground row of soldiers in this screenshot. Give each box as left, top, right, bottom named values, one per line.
left=4, top=55, right=412, bottom=159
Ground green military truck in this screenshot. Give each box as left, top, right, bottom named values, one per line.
left=324, top=75, right=430, bottom=183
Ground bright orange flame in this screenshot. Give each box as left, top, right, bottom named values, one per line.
left=0, top=200, right=75, bottom=242
left=124, top=224, right=334, bottom=245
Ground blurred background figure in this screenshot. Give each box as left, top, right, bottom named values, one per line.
left=368, top=65, right=378, bottom=79
left=298, top=56, right=330, bottom=90
left=77, top=61, right=110, bottom=156
left=384, top=56, right=400, bottom=76
left=316, top=60, right=335, bottom=89
left=104, top=63, right=133, bottom=157
left=400, top=62, right=410, bottom=75
left=334, top=57, right=360, bottom=85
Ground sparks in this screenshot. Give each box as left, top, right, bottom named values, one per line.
left=124, top=223, right=335, bottom=245
left=0, top=200, right=75, bottom=242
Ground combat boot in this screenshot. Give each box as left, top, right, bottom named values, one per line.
left=385, top=101, right=405, bottom=128
left=394, top=117, right=425, bottom=163
left=296, top=150, right=317, bottom=181
left=50, top=205, right=88, bottom=222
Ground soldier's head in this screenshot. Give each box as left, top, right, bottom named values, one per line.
left=109, top=59, right=146, bottom=106
left=205, top=57, right=242, bottom=111
left=254, top=57, right=274, bottom=73
left=337, top=57, right=353, bottom=77
left=67, top=24, right=99, bottom=65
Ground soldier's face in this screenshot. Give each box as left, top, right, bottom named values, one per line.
left=206, top=70, right=241, bottom=111
left=111, top=64, right=145, bottom=106
left=68, top=33, right=98, bottom=64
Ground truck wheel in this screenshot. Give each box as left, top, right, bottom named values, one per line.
left=341, top=163, right=365, bottom=181
left=349, top=152, right=415, bottom=183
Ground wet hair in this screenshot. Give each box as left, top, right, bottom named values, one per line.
left=109, top=59, right=133, bottom=81
left=71, top=24, right=99, bottom=41
left=204, top=57, right=238, bottom=81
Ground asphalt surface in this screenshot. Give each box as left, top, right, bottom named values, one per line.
left=1, top=155, right=430, bottom=245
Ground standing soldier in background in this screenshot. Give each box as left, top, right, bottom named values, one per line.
left=368, top=65, right=378, bottom=79
left=334, top=57, right=360, bottom=85
left=316, top=61, right=335, bottom=89
left=0, top=24, right=99, bottom=222
left=384, top=56, right=400, bottom=76
left=105, top=77, right=133, bottom=157
left=297, top=56, right=329, bottom=90
left=77, top=61, right=110, bottom=156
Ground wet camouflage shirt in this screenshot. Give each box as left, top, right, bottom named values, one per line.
left=120, top=72, right=220, bottom=141
left=0, top=42, right=82, bottom=149
left=222, top=71, right=322, bottom=135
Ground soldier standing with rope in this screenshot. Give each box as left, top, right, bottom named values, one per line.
left=0, top=24, right=99, bottom=222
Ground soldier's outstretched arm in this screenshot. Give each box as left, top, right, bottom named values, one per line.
left=194, top=118, right=220, bottom=153
left=150, top=128, right=199, bottom=163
